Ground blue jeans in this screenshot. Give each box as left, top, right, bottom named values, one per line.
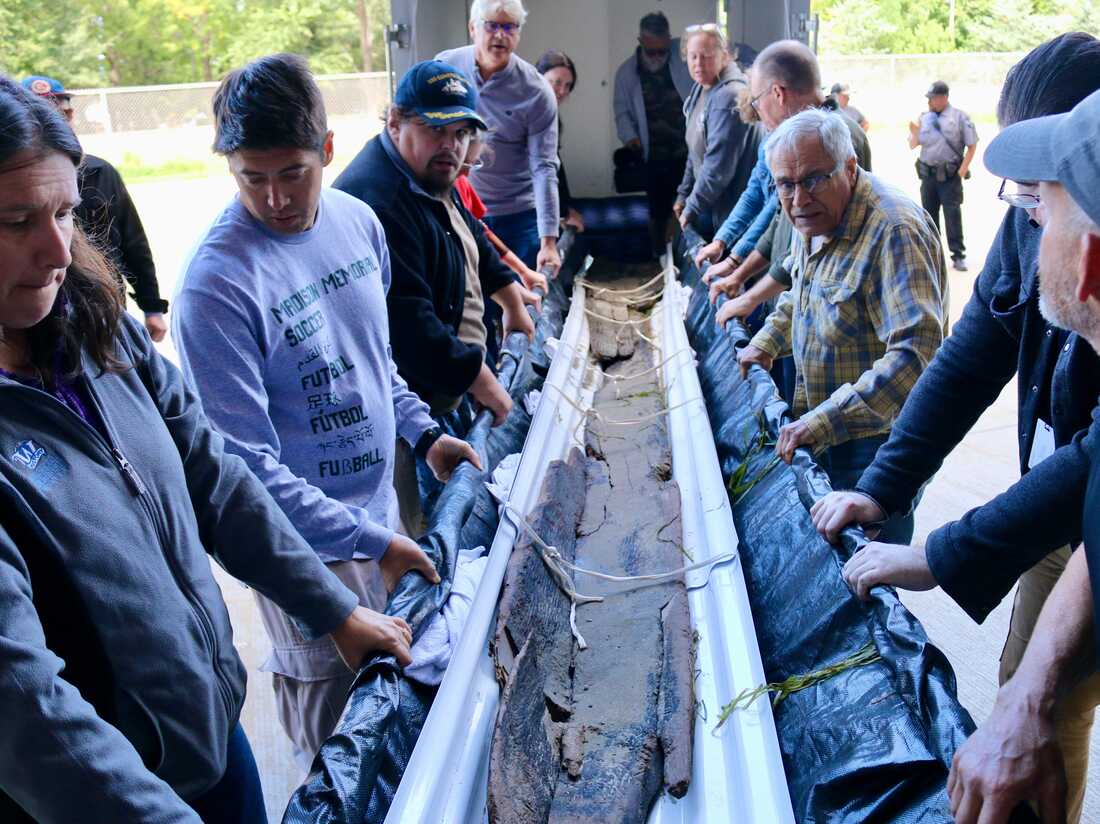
left=817, top=434, right=918, bottom=545
left=484, top=208, right=540, bottom=269
left=189, top=723, right=268, bottom=824
left=484, top=209, right=540, bottom=363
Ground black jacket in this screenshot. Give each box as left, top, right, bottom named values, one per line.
left=333, top=135, right=517, bottom=401
left=77, top=155, right=168, bottom=314
left=857, top=207, right=1100, bottom=622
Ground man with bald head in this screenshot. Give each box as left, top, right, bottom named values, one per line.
left=736, top=108, right=947, bottom=544
left=698, top=39, right=870, bottom=325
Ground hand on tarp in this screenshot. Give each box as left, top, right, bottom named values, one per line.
left=811, top=490, right=887, bottom=544
left=503, top=299, right=536, bottom=341
left=716, top=294, right=757, bottom=328
left=379, top=532, right=442, bottom=592
left=947, top=679, right=1067, bottom=824
left=737, top=343, right=774, bottom=378
left=331, top=605, right=414, bottom=669
left=775, top=419, right=815, bottom=464
left=695, top=238, right=727, bottom=270
left=470, top=363, right=514, bottom=426
left=426, top=434, right=483, bottom=482
left=536, top=237, right=561, bottom=278
left=840, top=542, right=937, bottom=601
left=518, top=266, right=548, bottom=295
left=703, top=252, right=741, bottom=286
left=517, top=285, right=543, bottom=314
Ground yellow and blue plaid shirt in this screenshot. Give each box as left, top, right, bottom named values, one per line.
left=749, top=170, right=949, bottom=449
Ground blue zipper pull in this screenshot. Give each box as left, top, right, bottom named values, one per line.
left=113, top=448, right=148, bottom=496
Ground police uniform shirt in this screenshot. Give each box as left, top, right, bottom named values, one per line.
left=918, top=104, right=978, bottom=167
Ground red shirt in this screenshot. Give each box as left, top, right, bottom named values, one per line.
left=455, top=176, right=488, bottom=220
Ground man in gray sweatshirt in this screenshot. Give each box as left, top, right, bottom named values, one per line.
left=437, top=0, right=561, bottom=276
left=172, top=54, right=480, bottom=767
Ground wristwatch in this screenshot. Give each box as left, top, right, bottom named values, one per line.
left=414, top=426, right=444, bottom=460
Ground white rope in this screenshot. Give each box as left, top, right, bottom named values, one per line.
left=576, top=269, right=666, bottom=296
left=583, top=306, right=654, bottom=327
left=499, top=501, right=738, bottom=650
left=549, top=336, right=693, bottom=391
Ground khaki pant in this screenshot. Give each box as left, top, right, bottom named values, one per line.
left=999, top=546, right=1100, bottom=824
left=254, top=559, right=387, bottom=771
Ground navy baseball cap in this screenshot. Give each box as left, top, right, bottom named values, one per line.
left=926, top=80, right=949, bottom=97
left=394, top=61, right=487, bottom=129
left=22, top=75, right=70, bottom=98
left=984, top=87, right=1100, bottom=227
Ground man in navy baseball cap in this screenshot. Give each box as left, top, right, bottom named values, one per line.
left=947, top=87, right=1100, bottom=824
left=393, top=59, right=488, bottom=130
left=21, top=75, right=74, bottom=119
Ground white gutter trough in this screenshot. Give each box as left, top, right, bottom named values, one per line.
left=647, top=262, right=793, bottom=824
left=385, top=260, right=792, bottom=823
left=384, top=281, right=598, bottom=824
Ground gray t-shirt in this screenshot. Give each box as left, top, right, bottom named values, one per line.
left=685, top=87, right=711, bottom=178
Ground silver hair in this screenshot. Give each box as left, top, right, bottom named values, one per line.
left=470, top=0, right=527, bottom=26
left=764, top=107, right=855, bottom=170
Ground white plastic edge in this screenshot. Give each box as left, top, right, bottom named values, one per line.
left=384, top=284, right=597, bottom=824
left=646, top=261, right=795, bottom=824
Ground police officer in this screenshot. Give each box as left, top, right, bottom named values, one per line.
left=908, top=80, right=978, bottom=271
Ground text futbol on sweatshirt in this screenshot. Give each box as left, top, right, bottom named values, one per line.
left=173, top=189, right=434, bottom=562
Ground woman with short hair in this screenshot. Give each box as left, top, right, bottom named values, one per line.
left=673, top=23, right=758, bottom=238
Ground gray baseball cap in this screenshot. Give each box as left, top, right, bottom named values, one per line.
left=984, top=87, right=1100, bottom=227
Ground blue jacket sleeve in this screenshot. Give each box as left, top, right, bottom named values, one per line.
left=715, top=145, right=769, bottom=249
left=732, top=194, right=779, bottom=260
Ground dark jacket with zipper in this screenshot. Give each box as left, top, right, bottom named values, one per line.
left=333, top=132, right=517, bottom=402
left=0, top=315, right=358, bottom=822
left=856, top=207, right=1100, bottom=622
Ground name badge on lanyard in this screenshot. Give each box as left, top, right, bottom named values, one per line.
left=1028, top=419, right=1057, bottom=470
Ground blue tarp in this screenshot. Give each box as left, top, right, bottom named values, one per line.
left=676, top=227, right=1035, bottom=824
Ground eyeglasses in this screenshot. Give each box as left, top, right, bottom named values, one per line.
left=774, top=167, right=842, bottom=198
left=642, top=47, right=669, bottom=58
left=481, top=20, right=520, bottom=36
left=997, top=178, right=1041, bottom=208
left=748, top=89, right=766, bottom=113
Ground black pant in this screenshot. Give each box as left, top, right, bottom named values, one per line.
left=920, top=173, right=965, bottom=261
left=646, top=156, right=686, bottom=257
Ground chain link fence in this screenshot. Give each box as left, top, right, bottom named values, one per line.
left=68, top=72, right=390, bottom=135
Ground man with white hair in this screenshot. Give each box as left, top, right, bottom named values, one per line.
left=737, top=108, right=948, bottom=544
left=437, top=0, right=560, bottom=279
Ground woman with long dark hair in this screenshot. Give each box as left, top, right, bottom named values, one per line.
left=0, top=76, right=412, bottom=823
left=536, top=48, right=584, bottom=233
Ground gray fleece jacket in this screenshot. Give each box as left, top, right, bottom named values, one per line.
left=0, top=314, right=358, bottom=822
left=676, top=63, right=759, bottom=230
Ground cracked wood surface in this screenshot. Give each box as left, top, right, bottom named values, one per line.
left=488, top=269, right=695, bottom=824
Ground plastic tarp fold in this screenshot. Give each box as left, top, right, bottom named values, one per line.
left=282, top=236, right=576, bottom=824
left=674, top=229, right=1036, bottom=824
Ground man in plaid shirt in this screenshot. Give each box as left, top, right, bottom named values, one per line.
left=738, top=108, right=948, bottom=543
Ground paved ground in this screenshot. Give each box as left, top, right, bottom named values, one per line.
left=124, top=124, right=1098, bottom=821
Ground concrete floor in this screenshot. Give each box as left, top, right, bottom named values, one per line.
left=127, top=124, right=1098, bottom=821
